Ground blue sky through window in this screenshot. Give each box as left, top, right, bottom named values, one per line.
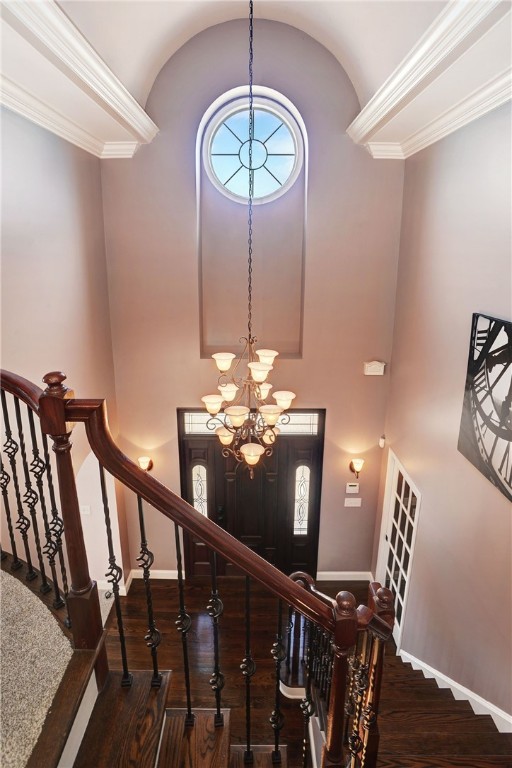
left=209, top=108, right=296, bottom=200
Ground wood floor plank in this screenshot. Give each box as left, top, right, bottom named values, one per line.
left=104, top=579, right=512, bottom=766
left=160, top=708, right=230, bottom=767
left=230, top=744, right=288, bottom=767
left=74, top=670, right=171, bottom=768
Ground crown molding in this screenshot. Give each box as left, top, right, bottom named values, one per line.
left=366, top=68, right=512, bottom=159
left=1, top=0, right=158, bottom=144
left=101, top=142, right=140, bottom=159
left=366, top=143, right=406, bottom=160
left=1, top=75, right=142, bottom=159
left=347, top=0, right=507, bottom=146
left=0, top=74, right=104, bottom=156
left=400, top=67, right=512, bottom=158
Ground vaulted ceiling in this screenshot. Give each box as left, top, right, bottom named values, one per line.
left=1, top=0, right=510, bottom=159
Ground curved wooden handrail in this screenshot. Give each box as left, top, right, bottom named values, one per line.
left=0, top=370, right=43, bottom=414
left=63, top=398, right=336, bottom=633
left=289, top=570, right=393, bottom=638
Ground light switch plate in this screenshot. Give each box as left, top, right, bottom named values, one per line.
left=344, top=498, right=362, bottom=507
left=346, top=482, right=359, bottom=494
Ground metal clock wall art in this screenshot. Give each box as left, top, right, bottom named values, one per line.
left=458, top=313, right=512, bottom=502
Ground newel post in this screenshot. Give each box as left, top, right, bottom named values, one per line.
left=322, top=591, right=358, bottom=768
left=39, top=373, right=104, bottom=660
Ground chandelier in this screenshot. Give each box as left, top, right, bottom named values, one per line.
left=200, top=0, right=296, bottom=476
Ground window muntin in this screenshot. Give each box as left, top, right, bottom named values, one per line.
left=203, top=96, right=304, bottom=205
left=192, top=465, right=208, bottom=517
left=183, top=411, right=319, bottom=435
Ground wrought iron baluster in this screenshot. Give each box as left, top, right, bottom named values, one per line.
left=347, top=642, right=370, bottom=768
left=27, top=407, right=61, bottom=603
left=299, top=618, right=315, bottom=768
left=1, top=391, right=36, bottom=580
left=325, top=641, right=334, bottom=711
left=41, top=432, right=68, bottom=614
left=320, top=630, right=331, bottom=700
left=240, top=575, right=256, bottom=763
left=174, top=523, right=194, bottom=725
left=270, top=599, right=286, bottom=764
left=344, top=646, right=359, bottom=747
left=14, top=398, right=50, bottom=592
left=99, top=464, right=132, bottom=687
left=136, top=494, right=161, bottom=687
left=207, top=550, right=224, bottom=726
left=0, top=456, right=22, bottom=570
left=285, top=605, right=294, bottom=671
left=310, top=623, right=321, bottom=686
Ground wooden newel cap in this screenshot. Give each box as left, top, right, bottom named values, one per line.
left=43, top=372, right=70, bottom=398
left=335, top=591, right=356, bottom=616
left=376, top=586, right=394, bottom=607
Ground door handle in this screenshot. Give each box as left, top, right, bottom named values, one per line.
left=217, top=506, right=225, bottom=528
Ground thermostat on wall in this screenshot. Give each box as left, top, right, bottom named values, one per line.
left=346, top=482, right=359, bottom=494
left=364, top=360, right=386, bottom=376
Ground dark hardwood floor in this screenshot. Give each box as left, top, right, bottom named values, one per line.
left=104, top=577, right=512, bottom=768
left=4, top=554, right=511, bottom=768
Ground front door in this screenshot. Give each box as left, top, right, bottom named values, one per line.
left=178, top=410, right=325, bottom=577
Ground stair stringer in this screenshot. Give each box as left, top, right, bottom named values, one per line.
left=399, top=648, right=512, bottom=733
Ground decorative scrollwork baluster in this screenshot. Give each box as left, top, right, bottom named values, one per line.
left=299, top=617, right=315, bottom=768
left=240, top=575, right=256, bottom=764
left=41, top=432, right=68, bottom=615
left=174, top=523, right=194, bottom=725
left=0, top=457, right=22, bottom=570
left=270, top=599, right=286, bottom=764
left=347, top=653, right=370, bottom=768
left=99, top=464, right=132, bottom=687
left=27, top=408, right=62, bottom=603
left=207, top=551, right=224, bottom=726
left=1, top=391, right=36, bottom=580
left=136, top=495, right=161, bottom=687
left=14, top=398, right=50, bottom=592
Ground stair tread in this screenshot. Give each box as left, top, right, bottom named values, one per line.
left=230, top=744, right=288, bottom=767
left=379, top=732, right=512, bottom=756
left=158, top=708, right=230, bottom=768
left=74, top=670, right=171, bottom=768
left=26, top=649, right=98, bottom=768
left=378, top=708, right=499, bottom=733
left=377, top=757, right=512, bottom=767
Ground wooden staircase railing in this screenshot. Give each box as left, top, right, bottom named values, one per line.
left=1, top=369, right=394, bottom=768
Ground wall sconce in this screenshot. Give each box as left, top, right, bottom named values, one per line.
left=137, top=456, right=153, bottom=472
left=349, top=458, right=365, bottom=478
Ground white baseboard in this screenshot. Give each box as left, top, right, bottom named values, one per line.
left=399, top=649, right=512, bottom=733
left=128, top=569, right=178, bottom=585
left=316, top=571, right=374, bottom=581
left=95, top=579, right=129, bottom=597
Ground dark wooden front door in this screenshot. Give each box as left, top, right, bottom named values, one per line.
left=178, top=410, right=325, bottom=577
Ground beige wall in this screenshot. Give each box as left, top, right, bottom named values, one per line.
left=1, top=108, right=118, bottom=463
left=0, top=107, right=128, bottom=572
left=101, top=20, right=404, bottom=572
left=379, top=103, right=511, bottom=714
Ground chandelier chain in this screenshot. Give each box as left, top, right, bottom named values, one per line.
left=247, top=0, right=254, bottom=342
